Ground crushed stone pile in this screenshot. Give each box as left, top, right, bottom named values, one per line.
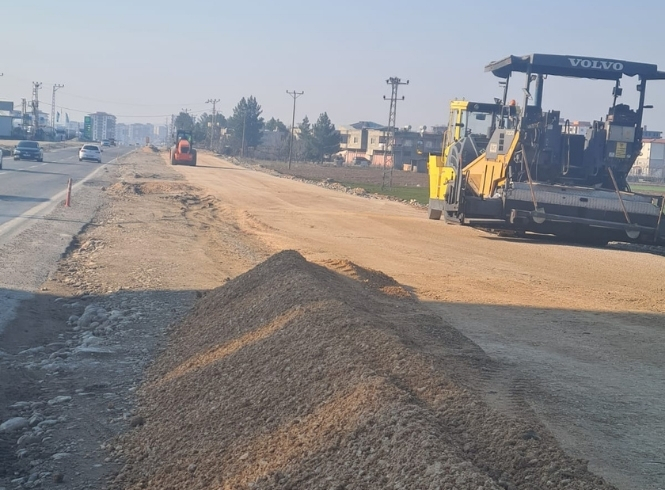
left=111, top=251, right=614, bottom=490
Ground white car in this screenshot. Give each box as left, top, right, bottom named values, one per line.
left=79, top=144, right=102, bottom=163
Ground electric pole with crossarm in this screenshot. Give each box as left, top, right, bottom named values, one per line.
left=382, top=77, right=409, bottom=190
left=286, top=90, right=304, bottom=169
left=206, top=98, right=220, bottom=150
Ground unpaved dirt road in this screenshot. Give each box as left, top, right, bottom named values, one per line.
left=174, top=152, right=665, bottom=490
left=1, top=148, right=663, bottom=489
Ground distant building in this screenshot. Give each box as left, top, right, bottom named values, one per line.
left=561, top=120, right=592, bottom=136
left=128, top=123, right=152, bottom=144
left=642, top=126, right=662, bottom=139
left=154, top=125, right=167, bottom=143
left=631, top=139, right=665, bottom=178
left=116, top=123, right=128, bottom=144
left=338, top=121, right=443, bottom=170
left=0, top=110, right=13, bottom=138
left=89, top=112, right=116, bottom=141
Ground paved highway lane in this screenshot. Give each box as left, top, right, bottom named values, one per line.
left=0, top=144, right=134, bottom=335
left=0, top=145, right=133, bottom=228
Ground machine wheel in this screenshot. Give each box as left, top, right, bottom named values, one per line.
left=79, top=158, right=82, bottom=161
left=191, top=150, right=197, bottom=166
left=14, top=156, right=19, bottom=161
left=38, top=158, right=43, bottom=162
left=428, top=207, right=442, bottom=220
left=171, top=157, right=177, bottom=166
left=444, top=211, right=463, bottom=225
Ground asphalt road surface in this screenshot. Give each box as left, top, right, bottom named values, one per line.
left=0, top=144, right=134, bottom=336
left=0, top=145, right=131, bottom=228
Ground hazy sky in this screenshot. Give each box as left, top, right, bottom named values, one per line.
left=3, top=0, right=665, bottom=131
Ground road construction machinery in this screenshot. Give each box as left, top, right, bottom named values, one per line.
left=427, top=99, right=516, bottom=219
left=428, top=53, right=665, bottom=244
left=170, top=130, right=197, bottom=166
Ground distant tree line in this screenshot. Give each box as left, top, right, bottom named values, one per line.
left=173, top=96, right=341, bottom=162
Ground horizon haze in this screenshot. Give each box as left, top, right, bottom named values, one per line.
left=2, top=0, right=665, bottom=131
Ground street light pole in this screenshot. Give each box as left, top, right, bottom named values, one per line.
left=286, top=90, right=304, bottom=169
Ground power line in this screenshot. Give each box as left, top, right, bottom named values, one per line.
left=38, top=99, right=206, bottom=119
left=58, top=92, right=207, bottom=108
left=286, top=90, right=304, bottom=169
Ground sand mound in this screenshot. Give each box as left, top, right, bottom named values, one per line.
left=111, top=251, right=613, bottom=490
left=107, top=181, right=196, bottom=196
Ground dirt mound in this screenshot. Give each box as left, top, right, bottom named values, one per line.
left=111, top=251, right=614, bottom=490
left=322, top=258, right=412, bottom=298
left=107, top=181, right=196, bottom=196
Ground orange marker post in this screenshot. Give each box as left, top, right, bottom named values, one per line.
left=65, top=178, right=72, bottom=207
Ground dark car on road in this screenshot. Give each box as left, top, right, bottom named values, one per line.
left=13, top=141, right=44, bottom=162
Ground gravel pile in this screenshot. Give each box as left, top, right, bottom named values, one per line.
left=111, top=251, right=614, bottom=489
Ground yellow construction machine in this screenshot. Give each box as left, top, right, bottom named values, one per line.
left=428, top=53, right=665, bottom=245
left=427, top=99, right=516, bottom=219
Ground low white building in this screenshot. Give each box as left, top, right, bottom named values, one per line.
left=631, top=139, right=665, bottom=178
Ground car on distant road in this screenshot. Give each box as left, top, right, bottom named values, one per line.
left=352, top=156, right=370, bottom=167
left=79, top=144, right=102, bottom=163
left=13, top=141, right=44, bottom=162
left=101, top=140, right=110, bottom=147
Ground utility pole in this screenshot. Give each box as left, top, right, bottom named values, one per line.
left=206, top=98, right=220, bottom=151
left=382, top=77, right=409, bottom=190
left=286, top=90, right=304, bottom=169
left=31, top=82, right=43, bottom=141
left=241, top=110, right=247, bottom=158
left=51, top=83, right=64, bottom=133
left=21, top=98, right=28, bottom=133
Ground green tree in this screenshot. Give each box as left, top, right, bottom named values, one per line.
left=193, top=112, right=209, bottom=143
left=295, top=116, right=313, bottom=161
left=194, top=112, right=227, bottom=148
left=227, top=96, right=264, bottom=153
left=298, top=116, right=311, bottom=138
left=266, top=117, right=287, bottom=132
left=175, top=111, right=194, bottom=132
left=308, top=112, right=340, bottom=163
